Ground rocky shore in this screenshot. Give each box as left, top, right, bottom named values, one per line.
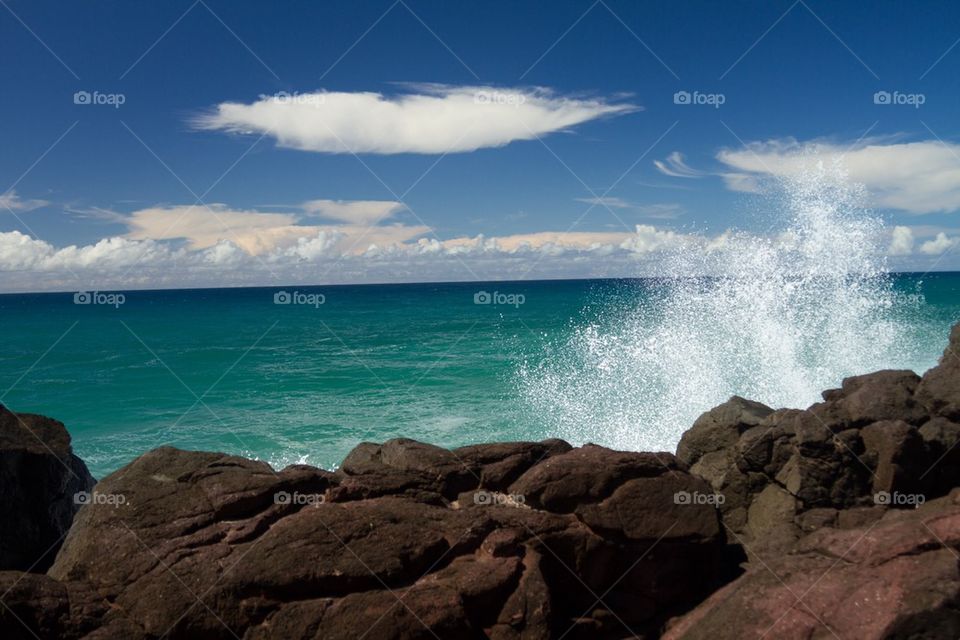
left=1, top=322, right=959, bottom=639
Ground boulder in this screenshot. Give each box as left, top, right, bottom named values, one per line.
left=0, top=405, right=95, bottom=572
left=663, top=494, right=960, bottom=639
left=916, top=322, right=960, bottom=419
left=35, top=440, right=738, bottom=639
left=677, top=396, right=773, bottom=467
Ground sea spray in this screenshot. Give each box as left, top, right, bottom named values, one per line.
left=517, top=158, right=915, bottom=452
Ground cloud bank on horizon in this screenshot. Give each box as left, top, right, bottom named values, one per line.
left=5, top=126, right=960, bottom=292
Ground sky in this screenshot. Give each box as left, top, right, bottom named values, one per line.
left=2, top=0, right=960, bottom=292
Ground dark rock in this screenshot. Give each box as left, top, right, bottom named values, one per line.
left=677, top=396, right=773, bottom=467
left=919, top=417, right=960, bottom=489
left=33, top=441, right=737, bottom=639
left=664, top=495, right=960, bottom=639
left=860, top=419, right=926, bottom=495
left=917, top=323, right=960, bottom=419
left=0, top=405, right=95, bottom=572
left=508, top=444, right=679, bottom=512
left=830, top=370, right=927, bottom=427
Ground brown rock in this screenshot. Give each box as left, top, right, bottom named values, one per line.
left=0, top=406, right=95, bottom=571
left=677, top=396, right=773, bottom=467
left=916, top=323, right=960, bottom=419
left=664, top=498, right=960, bottom=639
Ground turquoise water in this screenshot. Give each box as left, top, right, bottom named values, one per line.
left=1, top=274, right=957, bottom=479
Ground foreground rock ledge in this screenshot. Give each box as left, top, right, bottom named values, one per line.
left=0, top=321, right=958, bottom=639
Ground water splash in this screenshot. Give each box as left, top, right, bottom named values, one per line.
left=518, top=158, right=917, bottom=452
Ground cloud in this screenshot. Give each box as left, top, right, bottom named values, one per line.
left=123, top=203, right=431, bottom=257
left=888, top=226, right=914, bottom=256
left=716, top=139, right=960, bottom=214
left=301, top=199, right=405, bottom=225
left=0, top=190, right=49, bottom=212
left=125, top=205, right=309, bottom=254
left=575, top=198, right=683, bottom=219
left=653, top=152, right=704, bottom=178
left=920, top=232, right=958, bottom=255
left=193, top=85, right=637, bottom=155
left=5, top=192, right=957, bottom=292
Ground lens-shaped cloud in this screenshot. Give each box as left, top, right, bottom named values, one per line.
left=193, top=85, right=638, bottom=154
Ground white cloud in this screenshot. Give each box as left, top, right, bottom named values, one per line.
left=193, top=85, right=637, bottom=155
left=653, top=152, right=704, bottom=178
left=0, top=190, right=49, bottom=212
left=574, top=197, right=683, bottom=219
left=716, top=139, right=960, bottom=214
left=301, top=200, right=404, bottom=225
left=888, top=226, right=914, bottom=256
left=920, top=232, right=958, bottom=255
left=5, top=191, right=957, bottom=292
left=125, top=205, right=309, bottom=254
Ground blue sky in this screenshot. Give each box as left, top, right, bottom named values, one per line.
left=2, top=0, right=960, bottom=291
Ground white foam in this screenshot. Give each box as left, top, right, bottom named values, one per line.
left=518, top=158, right=919, bottom=452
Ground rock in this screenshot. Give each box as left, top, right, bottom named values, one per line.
left=919, top=417, right=960, bottom=488
left=860, top=419, right=926, bottom=495
left=664, top=495, right=960, bottom=639
left=36, top=440, right=738, bottom=638
left=677, top=396, right=773, bottom=467
left=508, top=444, right=679, bottom=512
left=0, top=405, right=95, bottom=572
left=745, top=484, right=799, bottom=550
left=830, top=370, right=927, bottom=427
left=916, top=322, right=960, bottom=419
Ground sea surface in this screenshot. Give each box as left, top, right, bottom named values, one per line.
left=1, top=274, right=958, bottom=479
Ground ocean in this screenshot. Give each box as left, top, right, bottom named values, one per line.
left=1, top=273, right=958, bottom=479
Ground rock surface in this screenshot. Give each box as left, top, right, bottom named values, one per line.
left=0, top=405, right=95, bottom=572
left=1, top=321, right=959, bottom=639
left=663, top=492, right=960, bottom=640
left=6, top=440, right=741, bottom=639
